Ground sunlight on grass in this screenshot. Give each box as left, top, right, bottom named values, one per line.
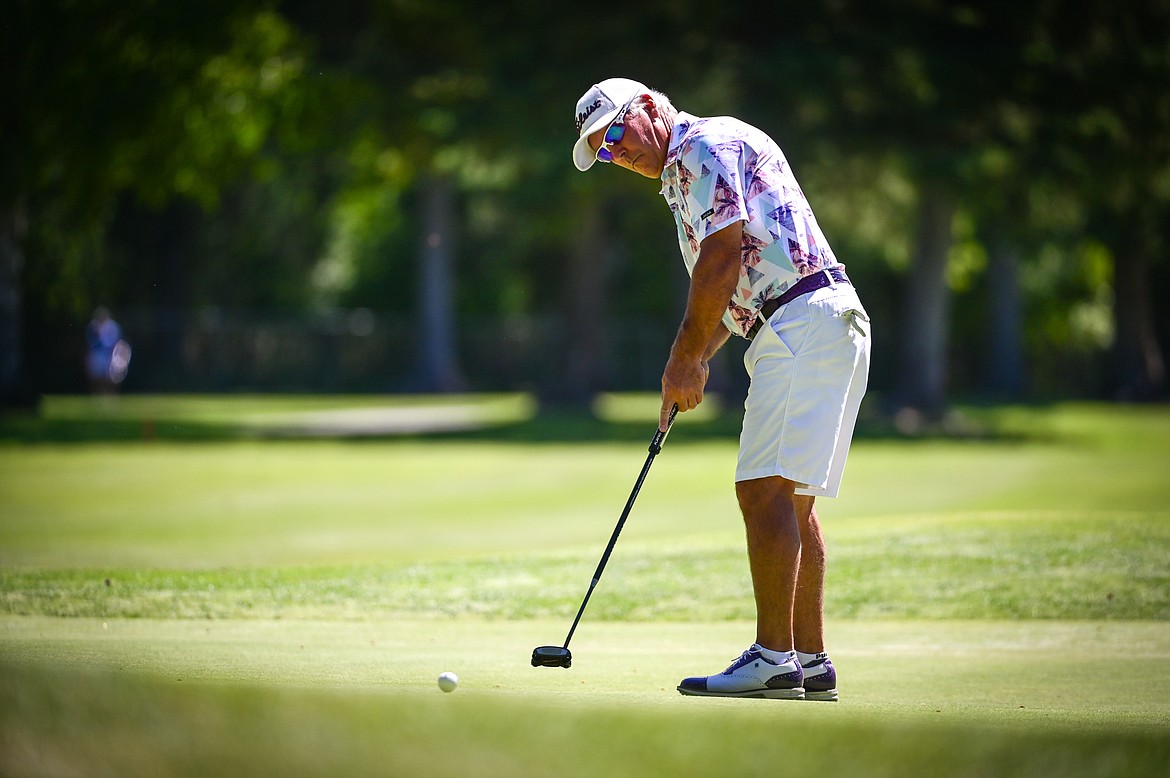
left=2, top=399, right=1170, bottom=777
left=28, top=392, right=539, bottom=437
left=2, top=618, right=1169, bottom=777
left=592, top=391, right=725, bottom=423
left=3, top=508, right=1167, bottom=622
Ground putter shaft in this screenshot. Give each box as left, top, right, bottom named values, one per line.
left=560, top=405, right=678, bottom=650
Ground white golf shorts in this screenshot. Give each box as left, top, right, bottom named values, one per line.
left=736, top=282, right=871, bottom=498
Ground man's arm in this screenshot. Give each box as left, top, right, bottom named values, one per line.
left=703, top=325, right=732, bottom=361
left=660, top=219, right=743, bottom=430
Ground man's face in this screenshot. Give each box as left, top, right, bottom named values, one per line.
left=588, top=96, right=667, bottom=179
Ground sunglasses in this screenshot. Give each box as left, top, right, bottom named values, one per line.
left=595, top=98, right=634, bottom=163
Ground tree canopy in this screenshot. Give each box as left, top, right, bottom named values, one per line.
left=4, top=0, right=1167, bottom=408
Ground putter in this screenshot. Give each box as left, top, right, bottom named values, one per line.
left=532, top=404, right=679, bottom=668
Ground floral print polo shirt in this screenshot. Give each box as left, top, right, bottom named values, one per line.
left=660, top=111, right=840, bottom=338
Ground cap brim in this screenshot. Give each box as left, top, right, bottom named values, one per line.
left=572, top=107, right=621, bottom=171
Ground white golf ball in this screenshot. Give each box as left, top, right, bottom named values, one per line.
left=437, top=672, right=458, bottom=693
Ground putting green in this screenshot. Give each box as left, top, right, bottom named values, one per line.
left=3, top=616, right=1169, bottom=778
left=3, top=616, right=1167, bottom=730
left=3, top=399, right=1169, bottom=776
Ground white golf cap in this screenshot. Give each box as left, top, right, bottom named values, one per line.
left=572, top=78, right=648, bottom=171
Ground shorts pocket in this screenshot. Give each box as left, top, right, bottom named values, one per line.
left=769, top=305, right=811, bottom=357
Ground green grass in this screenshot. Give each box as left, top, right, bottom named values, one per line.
left=3, top=619, right=1169, bottom=777
left=4, top=507, right=1169, bottom=621
left=2, top=395, right=1169, bottom=776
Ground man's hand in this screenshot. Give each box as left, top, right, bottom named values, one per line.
left=660, top=353, right=709, bottom=430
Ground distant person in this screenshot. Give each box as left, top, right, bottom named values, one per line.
left=86, top=306, right=131, bottom=393
left=571, top=79, right=871, bottom=700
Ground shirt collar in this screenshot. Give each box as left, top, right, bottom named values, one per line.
left=663, top=111, right=698, bottom=173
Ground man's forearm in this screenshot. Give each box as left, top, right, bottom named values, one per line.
left=670, top=222, right=743, bottom=363
left=658, top=221, right=743, bottom=427
left=703, top=326, right=732, bottom=361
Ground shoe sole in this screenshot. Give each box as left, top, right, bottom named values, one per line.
left=677, top=686, right=805, bottom=700
left=803, top=689, right=838, bottom=702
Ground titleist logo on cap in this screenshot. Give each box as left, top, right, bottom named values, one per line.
left=575, top=99, right=603, bottom=134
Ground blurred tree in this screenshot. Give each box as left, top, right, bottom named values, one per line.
left=280, top=0, right=722, bottom=399
left=729, top=1, right=976, bottom=413
left=739, top=0, right=1168, bottom=410
left=7, top=0, right=1164, bottom=404
left=1034, top=0, right=1170, bottom=400
left=3, top=0, right=313, bottom=402
left=279, top=0, right=490, bottom=391
left=830, top=2, right=1044, bottom=414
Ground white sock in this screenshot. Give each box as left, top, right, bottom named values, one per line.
left=796, top=650, right=828, bottom=667
left=752, top=644, right=796, bottom=664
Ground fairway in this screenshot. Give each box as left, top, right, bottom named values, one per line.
left=2, top=396, right=1169, bottom=776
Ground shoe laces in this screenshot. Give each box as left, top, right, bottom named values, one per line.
left=724, top=649, right=765, bottom=674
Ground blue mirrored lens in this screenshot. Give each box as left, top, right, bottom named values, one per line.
left=596, top=122, right=624, bottom=163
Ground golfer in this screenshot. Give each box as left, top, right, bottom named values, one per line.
left=572, top=78, right=870, bottom=700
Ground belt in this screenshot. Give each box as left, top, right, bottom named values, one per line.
left=747, top=265, right=851, bottom=340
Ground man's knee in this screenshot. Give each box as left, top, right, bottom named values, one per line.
left=736, top=475, right=801, bottom=519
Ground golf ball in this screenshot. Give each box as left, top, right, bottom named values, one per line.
left=437, top=672, right=458, bottom=693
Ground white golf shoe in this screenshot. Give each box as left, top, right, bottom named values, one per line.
left=677, top=645, right=805, bottom=699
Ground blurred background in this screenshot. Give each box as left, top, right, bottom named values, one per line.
left=3, top=0, right=1167, bottom=417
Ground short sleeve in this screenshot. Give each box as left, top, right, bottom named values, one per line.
left=680, top=137, right=749, bottom=241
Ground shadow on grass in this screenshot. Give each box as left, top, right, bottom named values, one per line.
left=0, top=396, right=1040, bottom=446
left=439, top=407, right=1037, bottom=446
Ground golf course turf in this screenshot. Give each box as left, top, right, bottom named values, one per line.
left=2, top=395, right=1168, bottom=776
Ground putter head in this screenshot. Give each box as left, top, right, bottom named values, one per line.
left=531, top=646, right=572, bottom=668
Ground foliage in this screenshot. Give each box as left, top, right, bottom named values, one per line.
left=6, top=0, right=1169, bottom=399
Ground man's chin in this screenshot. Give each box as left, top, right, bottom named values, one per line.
left=632, top=157, right=662, bottom=179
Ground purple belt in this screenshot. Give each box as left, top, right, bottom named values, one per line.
left=747, top=265, right=851, bottom=340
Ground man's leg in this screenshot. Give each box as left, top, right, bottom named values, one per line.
left=793, top=497, right=826, bottom=653
left=735, top=475, right=802, bottom=651
left=792, top=498, right=838, bottom=700
left=677, top=473, right=807, bottom=698
left=736, top=476, right=825, bottom=653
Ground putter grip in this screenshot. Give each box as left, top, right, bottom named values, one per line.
left=649, top=404, right=679, bottom=454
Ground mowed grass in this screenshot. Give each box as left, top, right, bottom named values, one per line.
left=1, top=395, right=1170, bottom=777
left=4, top=619, right=1169, bottom=778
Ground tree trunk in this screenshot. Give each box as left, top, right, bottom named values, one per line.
left=152, top=200, right=198, bottom=391
left=984, top=242, right=1025, bottom=398
left=896, top=182, right=954, bottom=415
left=0, top=203, right=33, bottom=410
left=541, top=199, right=610, bottom=407
left=414, top=174, right=465, bottom=393
left=1110, top=235, right=1166, bottom=400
